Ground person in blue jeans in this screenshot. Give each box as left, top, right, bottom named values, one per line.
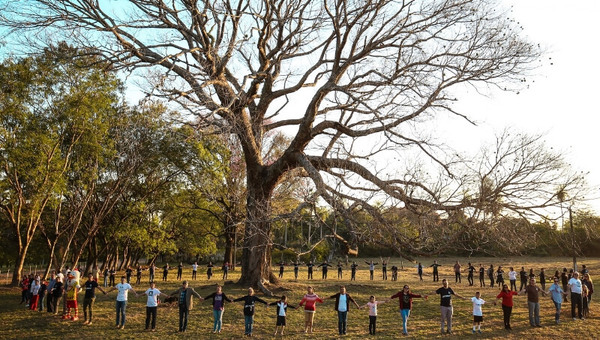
left=326, top=286, right=360, bottom=335
left=170, top=280, right=203, bottom=332
left=549, top=276, right=567, bottom=324
left=107, top=276, right=137, bottom=329
left=390, top=284, right=428, bottom=335
left=233, top=287, right=268, bottom=336
left=203, top=285, right=233, bottom=333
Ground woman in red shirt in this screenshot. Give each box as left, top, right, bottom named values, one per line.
left=299, top=286, right=323, bottom=334
left=496, top=283, right=518, bottom=330
left=389, top=285, right=427, bottom=335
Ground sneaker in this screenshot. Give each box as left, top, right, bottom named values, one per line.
left=87, top=322, right=92, bottom=326
left=472, top=330, right=476, bottom=334
left=573, top=318, right=577, bottom=321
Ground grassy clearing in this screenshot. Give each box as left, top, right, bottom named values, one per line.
left=0, top=257, right=598, bottom=339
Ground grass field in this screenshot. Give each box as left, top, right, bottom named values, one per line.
left=0, top=257, right=597, bottom=339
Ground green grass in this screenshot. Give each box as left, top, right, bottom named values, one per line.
left=0, top=256, right=597, bottom=339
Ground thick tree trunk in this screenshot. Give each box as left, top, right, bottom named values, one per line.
left=239, top=182, right=277, bottom=294
left=11, top=246, right=29, bottom=286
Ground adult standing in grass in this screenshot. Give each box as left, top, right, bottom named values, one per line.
left=430, top=261, right=441, bottom=282
left=326, top=286, right=360, bottom=335
left=508, top=267, right=518, bottom=292
left=392, top=265, right=399, bottom=281
left=582, top=273, right=593, bottom=305
left=125, top=266, right=133, bottom=284
left=365, top=260, right=378, bottom=281
left=549, top=276, right=566, bottom=324
left=390, top=284, right=428, bottom=336
left=222, top=262, right=229, bottom=280
left=307, top=261, right=314, bottom=280
left=192, top=262, right=198, bottom=280
left=46, top=272, right=56, bottom=313
left=162, top=263, right=170, bottom=281
left=487, top=265, right=495, bottom=288
left=109, top=268, right=116, bottom=287
left=203, top=285, right=233, bottom=333
left=519, top=267, right=528, bottom=291
left=171, top=280, right=204, bottom=333
left=467, top=262, right=475, bottom=286
left=337, top=261, right=344, bottom=279
left=496, top=283, right=518, bottom=330
left=479, top=264, right=486, bottom=287
left=207, top=261, right=214, bottom=280
left=141, top=281, right=167, bottom=332
left=381, top=257, right=390, bottom=280
left=318, top=261, right=332, bottom=280
left=177, top=262, right=183, bottom=281
left=233, top=287, right=268, bottom=337
left=49, top=274, right=64, bottom=314
left=417, top=262, right=423, bottom=282
left=277, top=261, right=285, bottom=279
left=136, top=265, right=142, bottom=285
left=293, top=261, right=300, bottom=280
left=298, top=286, right=324, bottom=334
left=567, top=271, right=584, bottom=320
left=453, top=261, right=461, bottom=284
left=539, top=268, right=547, bottom=291
left=432, top=278, right=466, bottom=335
left=107, top=276, right=137, bottom=329
left=496, top=266, right=505, bottom=288
left=148, top=263, right=156, bottom=283
left=82, top=273, right=107, bottom=325
left=103, top=268, right=109, bottom=287
left=350, top=261, right=358, bottom=281
left=519, top=277, right=546, bottom=327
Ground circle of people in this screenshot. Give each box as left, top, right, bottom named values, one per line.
left=19, top=260, right=593, bottom=336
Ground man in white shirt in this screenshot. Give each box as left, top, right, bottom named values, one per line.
left=567, top=272, right=583, bottom=320
left=108, top=276, right=137, bottom=329
left=142, top=281, right=166, bottom=331
left=192, top=262, right=198, bottom=280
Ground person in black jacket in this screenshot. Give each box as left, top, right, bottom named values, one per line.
left=318, top=261, right=333, bottom=280
left=233, top=288, right=268, bottom=336
left=326, top=286, right=360, bottom=335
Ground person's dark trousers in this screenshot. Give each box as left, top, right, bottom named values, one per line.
left=146, top=306, right=157, bottom=330
left=109, top=276, right=115, bottom=286
left=178, top=305, right=189, bottom=331
left=369, top=315, right=376, bottom=334
left=51, top=296, right=62, bottom=314
left=519, top=280, right=526, bottom=291
left=322, top=270, right=327, bottom=280
left=126, top=274, right=131, bottom=284
left=338, top=311, right=348, bottom=335
left=510, top=280, right=517, bottom=291
left=83, top=297, right=95, bottom=322
left=502, top=305, right=512, bottom=329
left=480, top=275, right=485, bottom=287
left=192, top=271, right=197, bottom=280
left=455, top=272, right=461, bottom=283
left=369, top=270, right=374, bottom=280
left=489, top=276, right=494, bottom=287
left=540, top=280, right=546, bottom=291
left=433, top=272, right=438, bottom=282
left=115, top=300, right=127, bottom=326
left=571, top=292, right=583, bottom=319
left=468, top=273, right=474, bottom=286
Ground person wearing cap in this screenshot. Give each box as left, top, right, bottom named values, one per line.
left=83, top=273, right=107, bottom=325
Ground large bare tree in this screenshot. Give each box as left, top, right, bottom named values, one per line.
left=4, top=0, right=580, bottom=289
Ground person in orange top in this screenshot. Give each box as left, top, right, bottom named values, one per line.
left=298, top=286, right=324, bottom=334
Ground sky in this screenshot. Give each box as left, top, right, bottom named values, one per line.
left=441, top=0, right=600, bottom=213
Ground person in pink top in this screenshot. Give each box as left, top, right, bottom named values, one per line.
left=390, top=284, right=428, bottom=335
left=360, top=295, right=387, bottom=335
left=298, top=286, right=324, bottom=334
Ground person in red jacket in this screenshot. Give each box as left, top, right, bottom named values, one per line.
left=298, top=286, right=324, bottom=334
left=390, top=285, right=428, bottom=335
left=496, top=283, right=518, bottom=330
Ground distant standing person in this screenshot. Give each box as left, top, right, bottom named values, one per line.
left=233, top=287, right=268, bottom=337
left=142, top=281, right=167, bottom=332
left=381, top=257, right=389, bottom=280
left=49, top=274, right=64, bottom=314
left=392, top=265, right=399, bottom=281
left=549, top=276, right=567, bottom=324
left=222, top=262, right=229, bottom=280
left=177, top=262, right=183, bottom=280
left=192, top=262, right=198, bottom=280
left=519, top=277, right=546, bottom=327
left=487, top=265, right=495, bottom=288
left=430, top=261, right=441, bottom=282
left=417, top=263, right=423, bottom=281
left=326, top=286, right=360, bottom=335
left=109, top=268, right=116, bottom=286
left=350, top=262, right=358, bottom=281
left=337, top=261, right=344, bottom=279
left=125, top=266, right=133, bottom=284
left=318, top=261, right=332, bottom=280
left=479, top=264, right=485, bottom=287
left=496, top=266, right=505, bottom=287
left=278, top=262, right=285, bottom=279
left=467, top=262, right=475, bottom=286
left=453, top=261, right=461, bottom=283
left=171, top=280, right=203, bottom=333
left=390, top=284, right=428, bottom=336
left=162, top=264, right=170, bottom=281
left=298, top=286, right=324, bottom=334
left=307, top=261, right=314, bottom=280
left=520, top=267, right=528, bottom=291
left=496, top=283, right=518, bottom=330
left=432, top=279, right=466, bottom=335
left=567, top=272, right=584, bottom=320
left=207, top=262, right=214, bottom=280
left=293, top=261, right=299, bottom=280
left=539, top=268, right=546, bottom=291
left=149, top=263, right=156, bottom=283
left=582, top=273, right=593, bottom=305
left=136, top=265, right=142, bottom=285
left=365, top=261, right=378, bottom=281
left=508, top=267, right=518, bottom=291
left=561, top=268, right=569, bottom=301
left=204, top=285, right=233, bottom=333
